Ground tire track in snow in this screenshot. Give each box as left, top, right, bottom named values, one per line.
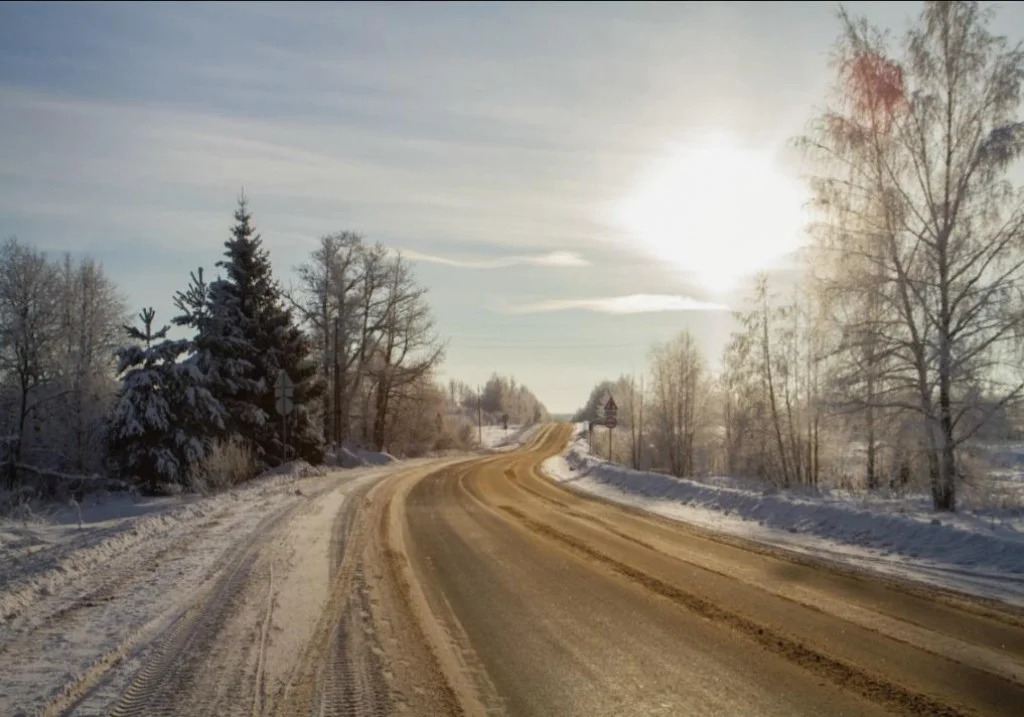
left=32, top=504, right=282, bottom=717
left=317, top=565, right=391, bottom=717
left=102, top=499, right=303, bottom=717
left=274, top=478, right=390, bottom=717
left=252, top=565, right=274, bottom=717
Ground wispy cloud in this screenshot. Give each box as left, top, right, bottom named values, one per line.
left=505, top=294, right=729, bottom=315
left=401, top=248, right=589, bottom=269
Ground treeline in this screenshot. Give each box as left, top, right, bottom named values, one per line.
left=577, top=1, right=1024, bottom=512
left=447, top=374, right=550, bottom=427
left=1, top=196, right=531, bottom=498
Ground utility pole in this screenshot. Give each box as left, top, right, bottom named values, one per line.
left=477, top=385, right=482, bottom=445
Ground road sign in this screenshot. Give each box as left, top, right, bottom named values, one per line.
left=276, top=369, right=295, bottom=394
left=604, top=395, right=618, bottom=414
left=275, top=370, right=295, bottom=416
left=603, top=394, right=618, bottom=428
left=275, top=396, right=293, bottom=416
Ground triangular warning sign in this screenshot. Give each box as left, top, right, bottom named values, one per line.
left=604, top=395, right=618, bottom=412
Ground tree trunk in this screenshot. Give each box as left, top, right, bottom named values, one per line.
left=936, top=382, right=957, bottom=511
left=762, top=302, right=790, bottom=486
left=637, top=375, right=644, bottom=470
left=936, top=213, right=956, bottom=511
left=10, top=373, right=29, bottom=488
left=629, top=376, right=637, bottom=469
left=372, top=378, right=390, bottom=451
left=866, top=404, right=877, bottom=490
left=332, top=320, right=342, bottom=444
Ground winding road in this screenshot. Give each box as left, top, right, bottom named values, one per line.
left=46, top=424, right=1024, bottom=715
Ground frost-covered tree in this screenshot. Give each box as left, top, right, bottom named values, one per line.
left=366, top=255, right=446, bottom=451
left=176, top=194, right=324, bottom=466
left=0, top=238, right=61, bottom=487
left=107, top=308, right=224, bottom=494
left=0, top=241, right=129, bottom=486
left=291, top=236, right=446, bottom=453
left=45, top=255, right=128, bottom=473
left=649, top=331, right=707, bottom=478
left=801, top=1, right=1024, bottom=509
left=290, top=232, right=367, bottom=445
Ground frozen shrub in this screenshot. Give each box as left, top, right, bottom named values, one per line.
left=188, top=439, right=256, bottom=494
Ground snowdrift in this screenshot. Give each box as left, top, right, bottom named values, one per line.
left=544, top=428, right=1024, bottom=603
left=326, top=445, right=397, bottom=469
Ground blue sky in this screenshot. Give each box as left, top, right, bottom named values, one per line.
left=4, top=1, right=1023, bottom=413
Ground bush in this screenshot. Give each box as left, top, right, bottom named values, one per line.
left=188, top=440, right=256, bottom=494
left=457, top=421, right=475, bottom=447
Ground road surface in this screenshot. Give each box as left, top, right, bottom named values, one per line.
left=36, top=424, right=1024, bottom=715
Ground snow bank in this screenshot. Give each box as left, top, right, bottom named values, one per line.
left=325, top=445, right=397, bottom=468
left=544, top=427, right=1024, bottom=604
left=1, top=496, right=208, bottom=623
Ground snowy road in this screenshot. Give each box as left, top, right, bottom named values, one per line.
left=6, top=427, right=1024, bottom=715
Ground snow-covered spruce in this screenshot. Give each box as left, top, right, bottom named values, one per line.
left=106, top=308, right=224, bottom=494
left=173, top=195, right=324, bottom=468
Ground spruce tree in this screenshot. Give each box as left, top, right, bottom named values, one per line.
left=180, top=193, right=324, bottom=466
left=262, top=311, right=325, bottom=464
left=107, top=308, right=224, bottom=494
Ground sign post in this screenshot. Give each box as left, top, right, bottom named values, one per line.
left=274, top=369, right=295, bottom=460
left=603, top=394, right=618, bottom=462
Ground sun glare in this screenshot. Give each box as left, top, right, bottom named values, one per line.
left=614, top=138, right=808, bottom=294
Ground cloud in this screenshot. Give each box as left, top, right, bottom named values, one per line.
left=505, top=294, right=729, bottom=315
left=400, top=248, right=589, bottom=268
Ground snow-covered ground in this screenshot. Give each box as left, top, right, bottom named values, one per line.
left=0, top=461, right=316, bottom=624
left=0, top=460, right=407, bottom=715
left=477, top=423, right=541, bottom=452
left=543, top=426, right=1024, bottom=607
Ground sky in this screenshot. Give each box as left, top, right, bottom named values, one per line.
left=3, top=1, right=1024, bottom=413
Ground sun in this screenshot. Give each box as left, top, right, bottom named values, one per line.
left=613, top=136, right=808, bottom=294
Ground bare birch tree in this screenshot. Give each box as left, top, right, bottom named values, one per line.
left=0, top=239, right=60, bottom=486
left=802, top=0, right=1024, bottom=510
